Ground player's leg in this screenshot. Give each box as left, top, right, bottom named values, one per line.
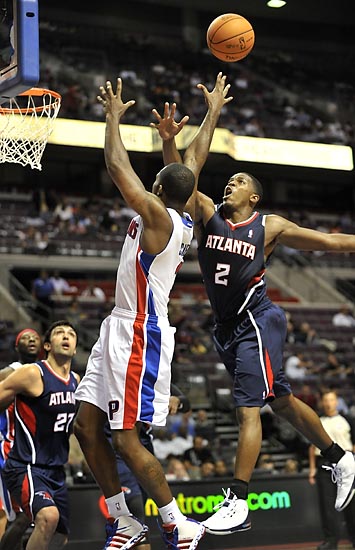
left=26, top=506, right=60, bottom=550
left=113, top=426, right=174, bottom=508
left=234, top=406, right=262, bottom=482
left=271, top=393, right=332, bottom=449
left=203, top=304, right=287, bottom=535
left=271, top=393, right=355, bottom=511
left=74, top=401, right=121, bottom=497
left=113, top=426, right=205, bottom=550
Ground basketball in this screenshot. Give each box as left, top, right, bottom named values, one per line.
left=206, top=13, right=255, bottom=63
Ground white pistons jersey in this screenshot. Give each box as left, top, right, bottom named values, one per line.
left=75, top=207, right=194, bottom=429
left=115, top=208, right=193, bottom=317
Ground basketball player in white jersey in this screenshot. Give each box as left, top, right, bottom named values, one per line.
left=74, top=74, right=231, bottom=550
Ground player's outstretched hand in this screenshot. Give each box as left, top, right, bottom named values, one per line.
left=150, top=102, right=189, bottom=141
left=97, top=78, right=135, bottom=121
left=197, top=72, right=233, bottom=112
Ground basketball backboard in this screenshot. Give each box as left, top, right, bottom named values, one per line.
left=0, top=0, right=39, bottom=105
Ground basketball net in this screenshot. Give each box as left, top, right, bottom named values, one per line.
left=0, top=87, right=61, bottom=171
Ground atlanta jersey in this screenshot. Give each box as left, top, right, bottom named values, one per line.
left=8, top=360, right=78, bottom=467
left=115, top=208, right=193, bottom=317
left=198, top=207, right=267, bottom=324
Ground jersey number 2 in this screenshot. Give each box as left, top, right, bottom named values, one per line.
left=215, top=263, right=230, bottom=286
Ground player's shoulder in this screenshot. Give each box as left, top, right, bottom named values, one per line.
left=264, top=213, right=291, bottom=230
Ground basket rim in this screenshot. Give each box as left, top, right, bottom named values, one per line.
left=0, top=87, right=62, bottom=114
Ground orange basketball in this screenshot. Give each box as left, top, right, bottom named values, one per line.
left=206, top=13, right=255, bottom=63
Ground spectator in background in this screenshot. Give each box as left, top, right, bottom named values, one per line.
left=66, top=297, right=88, bottom=327
left=168, top=410, right=195, bottom=439
left=32, top=269, right=55, bottom=321
left=80, top=280, right=106, bottom=302
left=194, top=409, right=216, bottom=443
left=332, top=305, right=355, bottom=328
left=286, top=317, right=297, bottom=344
left=321, top=352, right=352, bottom=384
left=282, top=458, right=300, bottom=474
left=284, top=351, right=317, bottom=382
left=294, top=383, right=319, bottom=411
left=53, top=197, right=75, bottom=223
left=254, top=454, right=277, bottom=476
left=309, top=390, right=355, bottom=550
left=170, top=426, right=194, bottom=458
left=165, top=457, right=190, bottom=481
left=214, top=459, right=233, bottom=478
left=200, top=461, right=216, bottom=479
left=183, top=436, right=215, bottom=476
left=49, top=270, right=78, bottom=295
left=294, top=321, right=319, bottom=345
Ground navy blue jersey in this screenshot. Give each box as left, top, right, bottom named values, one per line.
left=9, top=360, right=78, bottom=467
left=198, top=207, right=267, bottom=324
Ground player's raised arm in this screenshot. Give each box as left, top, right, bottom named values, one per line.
left=99, top=78, right=167, bottom=223
left=183, top=73, right=232, bottom=179
left=150, top=102, right=189, bottom=166
left=152, top=72, right=232, bottom=219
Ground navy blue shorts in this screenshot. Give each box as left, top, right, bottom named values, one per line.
left=214, top=302, right=292, bottom=407
left=2, top=458, right=69, bottom=534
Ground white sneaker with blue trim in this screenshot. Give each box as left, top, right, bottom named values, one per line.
left=202, top=488, right=251, bottom=535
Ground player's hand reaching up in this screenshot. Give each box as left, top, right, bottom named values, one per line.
left=150, top=102, right=189, bottom=141
left=197, top=72, right=233, bottom=113
left=97, top=78, right=135, bottom=121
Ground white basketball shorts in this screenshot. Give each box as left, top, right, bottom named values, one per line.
left=75, top=307, right=176, bottom=429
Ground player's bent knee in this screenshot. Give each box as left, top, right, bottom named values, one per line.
left=270, top=393, right=294, bottom=413
left=36, top=506, right=60, bottom=533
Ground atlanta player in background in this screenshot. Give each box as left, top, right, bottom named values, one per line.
left=0, top=327, right=42, bottom=549
left=0, top=321, right=79, bottom=550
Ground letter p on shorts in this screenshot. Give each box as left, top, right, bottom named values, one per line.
left=108, top=400, right=120, bottom=420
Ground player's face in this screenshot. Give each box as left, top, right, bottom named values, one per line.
left=222, top=173, right=256, bottom=209
left=17, top=331, right=41, bottom=358
left=48, top=325, right=77, bottom=359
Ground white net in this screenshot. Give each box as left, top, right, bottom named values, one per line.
left=0, top=88, right=61, bottom=170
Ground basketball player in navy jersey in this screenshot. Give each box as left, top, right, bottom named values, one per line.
left=0, top=328, right=42, bottom=550
left=153, top=89, right=355, bottom=536
left=0, top=321, right=79, bottom=550
left=73, top=74, right=231, bottom=550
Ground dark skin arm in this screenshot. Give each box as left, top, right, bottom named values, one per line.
left=151, top=72, right=232, bottom=222
left=265, top=214, right=355, bottom=256
left=98, top=78, right=173, bottom=255
left=0, top=364, right=44, bottom=409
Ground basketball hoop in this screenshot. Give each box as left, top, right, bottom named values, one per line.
left=0, top=87, right=61, bottom=170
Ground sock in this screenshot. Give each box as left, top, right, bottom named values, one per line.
left=158, top=498, right=186, bottom=525
left=230, top=479, right=249, bottom=500
left=321, top=442, right=345, bottom=464
left=105, top=492, right=130, bottom=519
